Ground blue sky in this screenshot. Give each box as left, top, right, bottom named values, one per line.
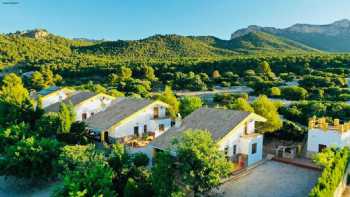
left=1, top=0, right=350, bottom=40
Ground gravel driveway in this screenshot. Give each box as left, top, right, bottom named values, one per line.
left=214, top=161, right=321, bottom=197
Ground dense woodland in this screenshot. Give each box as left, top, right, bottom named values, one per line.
left=1, top=30, right=350, bottom=196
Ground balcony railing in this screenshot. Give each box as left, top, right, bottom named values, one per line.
left=118, top=133, right=156, bottom=148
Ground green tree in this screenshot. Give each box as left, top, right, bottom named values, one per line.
left=58, top=144, right=104, bottom=173
left=281, top=86, right=308, bottom=100
left=141, top=65, right=156, bottom=81
left=152, top=151, right=180, bottom=197
left=180, top=96, right=203, bottom=117
left=0, top=73, right=36, bottom=127
left=259, top=61, right=276, bottom=79
left=0, top=123, right=31, bottom=153
left=173, top=130, right=233, bottom=196
left=228, top=97, right=254, bottom=112
left=123, top=168, right=153, bottom=197
left=30, top=71, right=45, bottom=89
left=158, top=86, right=180, bottom=118
left=0, top=137, right=61, bottom=179
left=252, top=95, right=282, bottom=133
left=58, top=103, right=75, bottom=134
left=35, top=112, right=60, bottom=137
left=60, top=121, right=91, bottom=145
left=54, top=160, right=116, bottom=197
left=108, top=73, right=119, bottom=85
left=108, top=89, right=125, bottom=97
left=269, top=87, right=281, bottom=97
left=119, top=66, right=133, bottom=81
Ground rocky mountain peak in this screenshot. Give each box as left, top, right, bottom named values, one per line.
left=331, top=19, right=350, bottom=27
left=9, top=29, right=49, bottom=39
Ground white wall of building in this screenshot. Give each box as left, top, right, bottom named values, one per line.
left=218, top=120, right=263, bottom=166
left=42, top=90, right=70, bottom=108
left=307, top=128, right=350, bottom=153
left=240, top=135, right=263, bottom=166
left=109, top=104, right=171, bottom=139
left=75, top=95, right=114, bottom=121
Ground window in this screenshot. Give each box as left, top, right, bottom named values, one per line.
left=153, top=107, right=159, bottom=119
left=318, top=144, right=327, bottom=153
left=233, top=145, right=237, bottom=155
left=251, top=143, right=257, bottom=154
left=82, top=113, right=87, bottom=120
left=244, top=122, right=248, bottom=135
left=134, top=126, right=139, bottom=137
left=144, top=125, right=147, bottom=134
left=224, top=146, right=229, bottom=156
left=159, top=124, right=165, bottom=132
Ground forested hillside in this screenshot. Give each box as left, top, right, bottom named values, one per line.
left=0, top=29, right=322, bottom=69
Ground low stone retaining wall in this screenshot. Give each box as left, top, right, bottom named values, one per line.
left=334, top=162, right=350, bottom=197
left=272, top=157, right=321, bottom=171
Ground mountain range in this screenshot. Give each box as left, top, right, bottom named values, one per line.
left=2, top=19, right=350, bottom=64
left=231, top=19, right=350, bottom=52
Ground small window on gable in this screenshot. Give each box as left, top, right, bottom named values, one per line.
left=233, top=145, right=237, bottom=155
left=252, top=143, right=257, bottom=154
left=154, top=107, right=159, bottom=119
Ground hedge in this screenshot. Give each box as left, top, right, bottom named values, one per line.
left=309, top=148, right=350, bottom=197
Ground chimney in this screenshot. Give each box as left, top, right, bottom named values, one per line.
left=175, top=113, right=182, bottom=128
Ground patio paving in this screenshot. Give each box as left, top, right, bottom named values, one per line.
left=214, top=160, right=321, bottom=197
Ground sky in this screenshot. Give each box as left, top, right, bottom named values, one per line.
left=1, top=0, right=350, bottom=40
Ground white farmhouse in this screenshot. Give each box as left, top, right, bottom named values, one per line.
left=307, top=117, right=350, bottom=157
left=44, top=91, right=115, bottom=121
left=34, top=86, right=76, bottom=108
left=86, top=97, right=172, bottom=143
left=150, top=108, right=266, bottom=167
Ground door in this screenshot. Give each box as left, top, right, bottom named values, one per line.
left=82, top=113, right=87, bottom=120
left=238, top=155, right=246, bottom=168
left=143, top=125, right=147, bottom=135
left=104, top=131, right=109, bottom=143
left=134, top=126, right=139, bottom=137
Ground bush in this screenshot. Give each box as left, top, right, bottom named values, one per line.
left=0, top=123, right=31, bottom=153
left=309, top=148, right=350, bottom=197
left=281, top=86, right=308, bottom=100
left=269, top=87, right=281, bottom=97
left=180, top=96, right=203, bottom=117
left=123, top=167, right=153, bottom=197
left=131, top=152, right=149, bottom=167
left=54, top=160, right=116, bottom=197
left=0, top=137, right=61, bottom=179
left=269, top=120, right=307, bottom=141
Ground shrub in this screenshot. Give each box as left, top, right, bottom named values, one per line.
left=131, top=152, right=149, bottom=167
left=268, top=120, right=307, bottom=141
left=281, top=86, right=308, bottom=100
left=269, top=87, right=281, bottom=97
left=309, top=148, right=350, bottom=197
left=0, top=137, right=61, bottom=179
